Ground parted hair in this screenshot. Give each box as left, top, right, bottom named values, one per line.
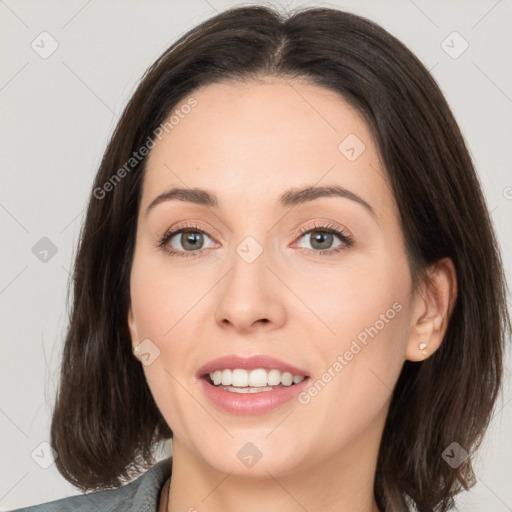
left=50, top=4, right=509, bottom=511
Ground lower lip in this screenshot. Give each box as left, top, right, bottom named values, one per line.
left=199, top=377, right=310, bottom=416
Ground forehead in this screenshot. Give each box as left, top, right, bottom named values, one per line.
left=142, top=78, right=390, bottom=212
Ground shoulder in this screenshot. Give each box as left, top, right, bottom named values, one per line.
left=9, top=458, right=172, bottom=512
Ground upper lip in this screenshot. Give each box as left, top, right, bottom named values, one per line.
left=196, top=355, right=309, bottom=378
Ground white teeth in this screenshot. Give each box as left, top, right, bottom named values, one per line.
left=212, top=370, right=222, bottom=385
left=232, top=369, right=248, bottom=387
left=207, top=368, right=306, bottom=388
left=281, top=372, right=293, bottom=386
left=221, top=369, right=232, bottom=386
left=267, top=369, right=281, bottom=386
left=248, top=369, right=267, bottom=387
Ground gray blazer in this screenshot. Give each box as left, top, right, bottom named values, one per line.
left=9, top=458, right=173, bottom=512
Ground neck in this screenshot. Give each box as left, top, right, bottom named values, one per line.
left=166, top=416, right=385, bottom=512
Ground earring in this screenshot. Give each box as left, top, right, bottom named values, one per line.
left=419, top=342, right=428, bottom=356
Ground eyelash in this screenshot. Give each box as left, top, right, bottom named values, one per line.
left=157, top=221, right=354, bottom=258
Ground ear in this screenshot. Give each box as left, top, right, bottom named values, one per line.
left=127, top=304, right=141, bottom=360
left=405, top=257, right=457, bottom=361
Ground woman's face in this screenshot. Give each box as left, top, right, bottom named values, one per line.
left=128, top=78, right=421, bottom=478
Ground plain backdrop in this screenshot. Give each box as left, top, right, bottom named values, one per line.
left=1, top=0, right=511, bottom=510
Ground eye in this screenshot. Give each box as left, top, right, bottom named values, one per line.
left=293, top=222, right=353, bottom=256
left=158, top=223, right=216, bottom=257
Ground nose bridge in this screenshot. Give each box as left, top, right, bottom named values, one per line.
left=214, top=229, right=286, bottom=331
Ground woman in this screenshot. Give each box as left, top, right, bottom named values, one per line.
left=12, top=4, right=509, bottom=512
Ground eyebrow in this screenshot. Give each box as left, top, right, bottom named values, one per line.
left=145, top=184, right=375, bottom=217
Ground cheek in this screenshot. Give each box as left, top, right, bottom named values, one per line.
left=293, top=253, right=411, bottom=419
left=290, top=249, right=411, bottom=354
left=129, top=252, right=213, bottom=432
left=129, top=247, right=203, bottom=342
left=130, top=269, right=195, bottom=441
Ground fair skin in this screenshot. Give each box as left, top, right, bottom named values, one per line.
left=127, top=77, right=456, bottom=512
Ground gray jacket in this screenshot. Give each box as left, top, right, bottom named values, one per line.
left=9, top=458, right=172, bottom=512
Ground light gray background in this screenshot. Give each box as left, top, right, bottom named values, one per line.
left=1, top=0, right=511, bottom=510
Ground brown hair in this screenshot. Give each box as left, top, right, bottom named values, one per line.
left=50, top=5, right=510, bottom=511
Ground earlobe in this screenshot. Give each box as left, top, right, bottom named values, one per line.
left=405, top=258, right=457, bottom=362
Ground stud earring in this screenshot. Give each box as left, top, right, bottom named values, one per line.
left=419, top=342, right=428, bottom=356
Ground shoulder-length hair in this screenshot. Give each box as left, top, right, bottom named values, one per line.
left=50, top=5, right=509, bottom=511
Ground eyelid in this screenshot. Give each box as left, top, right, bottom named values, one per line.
left=290, top=220, right=353, bottom=241
left=159, top=221, right=220, bottom=244
left=289, top=220, right=354, bottom=253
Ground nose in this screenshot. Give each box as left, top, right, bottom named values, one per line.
left=214, top=247, right=287, bottom=333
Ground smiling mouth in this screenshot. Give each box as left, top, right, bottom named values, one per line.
left=203, top=368, right=309, bottom=394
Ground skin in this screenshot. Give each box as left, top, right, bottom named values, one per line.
left=127, top=77, right=457, bottom=512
